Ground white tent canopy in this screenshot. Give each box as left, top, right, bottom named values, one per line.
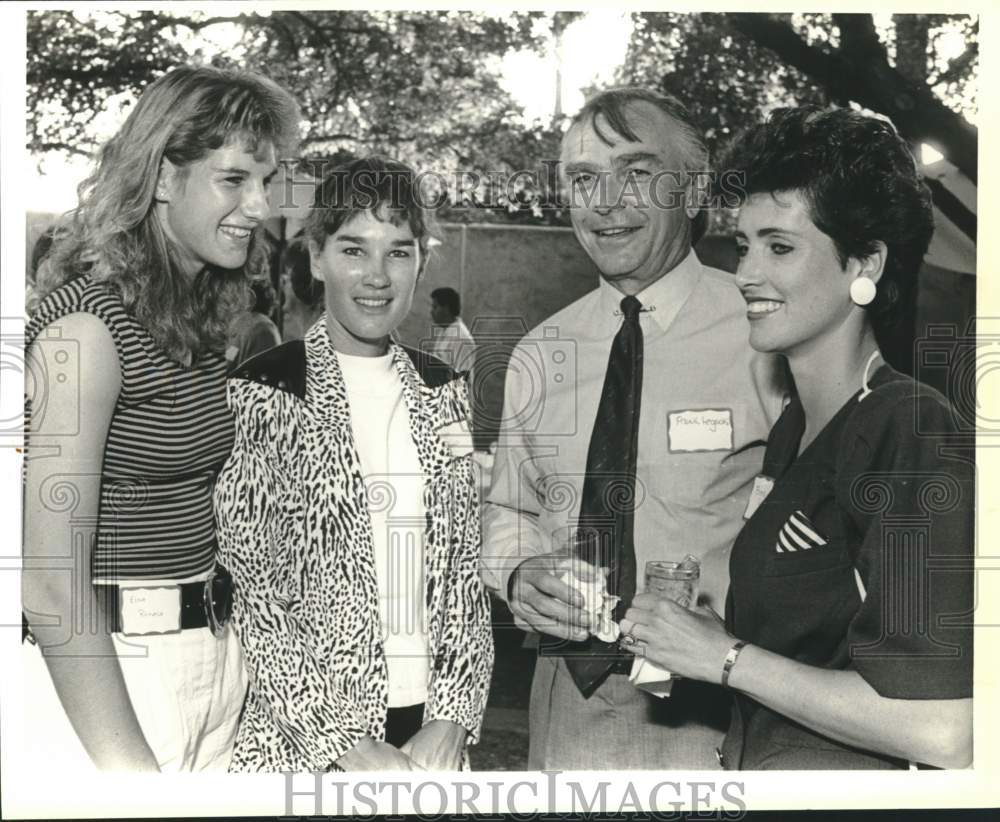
left=921, top=156, right=976, bottom=276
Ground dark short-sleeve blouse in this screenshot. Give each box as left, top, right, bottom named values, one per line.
left=723, top=365, right=974, bottom=770
left=25, top=276, right=235, bottom=581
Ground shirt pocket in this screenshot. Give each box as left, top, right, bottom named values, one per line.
left=655, top=452, right=728, bottom=509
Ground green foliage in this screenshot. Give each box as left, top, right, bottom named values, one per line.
left=925, top=15, right=978, bottom=123
left=617, top=14, right=829, bottom=233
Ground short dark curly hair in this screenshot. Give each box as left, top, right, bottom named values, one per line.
left=720, top=106, right=934, bottom=331
left=303, top=155, right=436, bottom=273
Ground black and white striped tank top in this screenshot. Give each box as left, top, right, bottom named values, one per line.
left=25, top=276, right=235, bottom=581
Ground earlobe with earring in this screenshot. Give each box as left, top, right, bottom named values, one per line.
left=850, top=277, right=877, bottom=307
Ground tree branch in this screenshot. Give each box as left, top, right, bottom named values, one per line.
left=728, top=13, right=978, bottom=183
left=929, top=44, right=977, bottom=87
left=833, top=13, right=886, bottom=63
left=299, top=133, right=368, bottom=148
left=139, top=11, right=261, bottom=33
left=29, top=140, right=94, bottom=159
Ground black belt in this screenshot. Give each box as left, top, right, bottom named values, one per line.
left=22, top=568, right=234, bottom=643
left=107, top=568, right=234, bottom=635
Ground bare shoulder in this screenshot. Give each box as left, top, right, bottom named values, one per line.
left=27, top=311, right=121, bottom=396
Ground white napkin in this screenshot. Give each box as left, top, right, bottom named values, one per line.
left=554, top=561, right=620, bottom=643
left=628, top=656, right=675, bottom=698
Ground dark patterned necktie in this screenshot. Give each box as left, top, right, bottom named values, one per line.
left=560, top=294, right=644, bottom=696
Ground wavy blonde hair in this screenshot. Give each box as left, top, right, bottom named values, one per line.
left=37, top=66, right=300, bottom=363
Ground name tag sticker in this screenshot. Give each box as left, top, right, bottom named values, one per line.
left=119, top=586, right=182, bottom=636
left=744, top=475, right=775, bottom=520
left=667, top=408, right=734, bottom=453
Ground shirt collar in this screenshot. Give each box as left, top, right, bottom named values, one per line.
left=596, top=248, right=702, bottom=334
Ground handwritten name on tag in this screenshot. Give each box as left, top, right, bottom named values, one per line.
left=667, top=408, right=734, bottom=453
left=119, top=586, right=182, bottom=636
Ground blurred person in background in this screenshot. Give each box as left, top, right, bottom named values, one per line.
left=226, top=259, right=281, bottom=371
left=278, top=235, right=325, bottom=341
left=428, top=286, right=476, bottom=379
left=22, top=65, right=300, bottom=772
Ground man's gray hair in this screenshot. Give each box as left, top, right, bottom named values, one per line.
left=566, top=86, right=709, bottom=174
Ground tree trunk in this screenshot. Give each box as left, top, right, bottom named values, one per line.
left=893, top=14, right=929, bottom=85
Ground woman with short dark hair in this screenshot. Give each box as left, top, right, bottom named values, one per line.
left=619, top=107, right=973, bottom=770
left=214, top=156, right=493, bottom=772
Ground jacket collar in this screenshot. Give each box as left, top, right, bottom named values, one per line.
left=304, top=316, right=464, bottom=477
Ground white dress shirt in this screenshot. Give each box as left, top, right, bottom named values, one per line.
left=481, top=250, right=787, bottom=613
left=428, top=317, right=476, bottom=375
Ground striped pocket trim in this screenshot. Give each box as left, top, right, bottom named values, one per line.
left=775, top=510, right=828, bottom=553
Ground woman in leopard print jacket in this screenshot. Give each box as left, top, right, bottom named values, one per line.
left=214, top=157, right=493, bottom=772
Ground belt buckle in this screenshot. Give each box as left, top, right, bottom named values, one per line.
left=203, top=571, right=232, bottom=638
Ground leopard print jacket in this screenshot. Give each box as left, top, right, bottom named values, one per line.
left=214, top=320, right=493, bottom=772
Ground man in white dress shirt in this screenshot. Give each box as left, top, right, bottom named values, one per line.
left=480, top=87, right=787, bottom=769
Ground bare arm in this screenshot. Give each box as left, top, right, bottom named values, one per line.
left=621, top=597, right=972, bottom=768
left=727, top=642, right=971, bottom=768
left=22, top=312, right=160, bottom=772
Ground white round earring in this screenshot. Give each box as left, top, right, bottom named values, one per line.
left=850, top=277, right=877, bottom=307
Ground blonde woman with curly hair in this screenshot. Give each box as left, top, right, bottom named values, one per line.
left=22, top=65, right=299, bottom=772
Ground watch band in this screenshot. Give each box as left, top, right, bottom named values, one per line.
left=720, top=640, right=748, bottom=689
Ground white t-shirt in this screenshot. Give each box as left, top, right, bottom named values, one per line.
left=336, top=350, right=430, bottom=708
